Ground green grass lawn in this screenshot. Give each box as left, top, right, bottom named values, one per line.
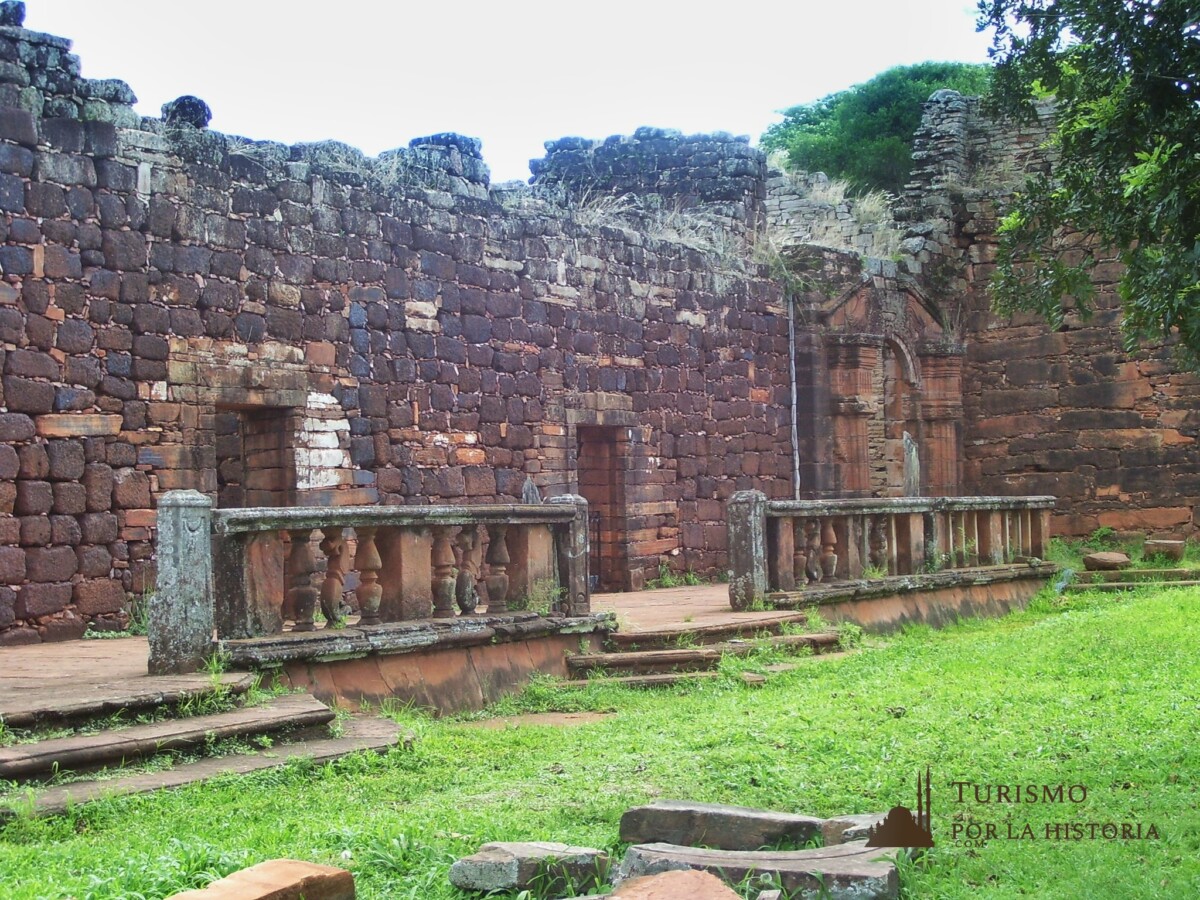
left=2, top=587, right=1199, bottom=899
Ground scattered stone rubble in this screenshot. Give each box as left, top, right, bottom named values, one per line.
left=448, top=841, right=610, bottom=894
left=451, top=800, right=897, bottom=900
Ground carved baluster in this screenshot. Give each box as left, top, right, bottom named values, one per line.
left=869, top=516, right=890, bottom=573
left=355, top=526, right=383, bottom=626
left=805, top=519, right=822, bottom=584
left=318, top=527, right=347, bottom=626
left=485, top=524, right=511, bottom=613
left=287, top=529, right=319, bottom=632
left=820, top=518, right=839, bottom=581
left=431, top=526, right=458, bottom=619
left=792, top=518, right=807, bottom=586
left=455, top=525, right=480, bottom=614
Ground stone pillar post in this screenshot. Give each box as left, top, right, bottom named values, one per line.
left=548, top=494, right=590, bottom=615
left=149, top=490, right=214, bottom=675
left=1032, top=506, right=1051, bottom=558
left=727, top=490, right=768, bottom=610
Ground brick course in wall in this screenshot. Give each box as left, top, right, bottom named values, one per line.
left=0, top=16, right=795, bottom=642
left=897, top=93, right=1200, bottom=537
left=1, top=11, right=1197, bottom=644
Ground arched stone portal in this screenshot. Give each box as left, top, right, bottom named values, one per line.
left=807, top=281, right=964, bottom=499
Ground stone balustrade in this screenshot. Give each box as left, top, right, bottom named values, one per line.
left=150, top=491, right=589, bottom=674
left=727, top=491, right=1055, bottom=610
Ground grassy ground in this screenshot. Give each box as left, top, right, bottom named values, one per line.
left=2, top=587, right=1198, bottom=899
left=1046, top=530, right=1200, bottom=573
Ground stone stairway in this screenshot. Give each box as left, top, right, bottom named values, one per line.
left=1066, top=567, right=1200, bottom=593
left=0, top=680, right=407, bottom=819
left=563, top=614, right=843, bottom=687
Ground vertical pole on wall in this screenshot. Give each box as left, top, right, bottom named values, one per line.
left=548, top=494, right=590, bottom=615
left=149, top=490, right=215, bottom=675
left=788, top=295, right=802, bottom=500
left=727, top=490, right=768, bottom=610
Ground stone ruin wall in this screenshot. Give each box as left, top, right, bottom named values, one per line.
left=764, top=170, right=900, bottom=260
left=0, top=17, right=795, bottom=644
left=765, top=89, right=1200, bottom=539
left=902, top=93, right=1200, bottom=538
left=3, top=8, right=1200, bottom=645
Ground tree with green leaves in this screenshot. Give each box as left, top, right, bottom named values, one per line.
left=761, top=62, right=992, bottom=195
left=981, top=0, right=1200, bottom=364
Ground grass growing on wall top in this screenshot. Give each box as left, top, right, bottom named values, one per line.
left=2, top=587, right=1199, bottom=898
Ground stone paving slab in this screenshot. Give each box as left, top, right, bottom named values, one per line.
left=620, top=800, right=824, bottom=851
left=592, top=585, right=806, bottom=634
left=0, top=636, right=255, bottom=728
left=0, top=716, right=405, bottom=819
left=0, top=694, right=333, bottom=779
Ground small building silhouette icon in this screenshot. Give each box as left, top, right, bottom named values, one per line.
left=866, top=767, right=934, bottom=848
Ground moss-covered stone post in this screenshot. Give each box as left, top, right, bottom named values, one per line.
left=548, top=494, right=590, bottom=615
left=149, top=490, right=214, bottom=674
left=728, top=490, right=768, bottom=610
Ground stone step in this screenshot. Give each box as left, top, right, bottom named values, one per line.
left=559, top=671, right=778, bottom=689
left=1083, top=568, right=1197, bottom=582
left=568, top=633, right=840, bottom=676
left=1065, top=579, right=1200, bottom=593
left=0, top=717, right=406, bottom=820
left=0, top=693, right=334, bottom=781
left=605, top=613, right=811, bottom=651
left=0, top=672, right=257, bottom=730
left=616, top=841, right=899, bottom=900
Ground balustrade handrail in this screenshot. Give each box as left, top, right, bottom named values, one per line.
left=765, top=496, right=1057, bottom=517
left=211, top=503, right=578, bottom=535
left=149, top=490, right=591, bottom=675
left=726, top=489, right=1058, bottom=611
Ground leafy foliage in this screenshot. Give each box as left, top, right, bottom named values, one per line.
left=981, top=0, right=1200, bottom=364
left=762, top=62, right=992, bottom=194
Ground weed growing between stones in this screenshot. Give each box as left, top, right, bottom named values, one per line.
left=836, top=621, right=864, bottom=649
left=509, top=580, right=565, bottom=615
left=645, top=565, right=707, bottom=590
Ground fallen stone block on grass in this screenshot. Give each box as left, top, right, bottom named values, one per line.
left=619, top=800, right=823, bottom=851
left=611, top=869, right=739, bottom=899
left=449, top=841, right=609, bottom=894
left=821, top=812, right=887, bottom=845
left=166, top=859, right=354, bottom=900
left=1143, top=540, right=1185, bottom=562
left=1083, top=551, right=1131, bottom=571
left=615, top=840, right=898, bottom=900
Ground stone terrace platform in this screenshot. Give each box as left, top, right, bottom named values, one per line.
left=0, top=586, right=794, bottom=723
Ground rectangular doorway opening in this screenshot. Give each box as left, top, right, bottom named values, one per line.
left=576, top=425, right=627, bottom=593
left=215, top=406, right=298, bottom=509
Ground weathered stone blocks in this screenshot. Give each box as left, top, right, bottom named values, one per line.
left=619, top=800, right=824, bottom=851
left=448, top=841, right=609, bottom=894
left=165, top=859, right=354, bottom=900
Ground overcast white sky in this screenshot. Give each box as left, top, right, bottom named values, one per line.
left=26, top=1, right=994, bottom=182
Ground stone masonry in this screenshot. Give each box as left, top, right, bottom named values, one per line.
left=0, top=8, right=794, bottom=642
left=0, top=4, right=1197, bottom=644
